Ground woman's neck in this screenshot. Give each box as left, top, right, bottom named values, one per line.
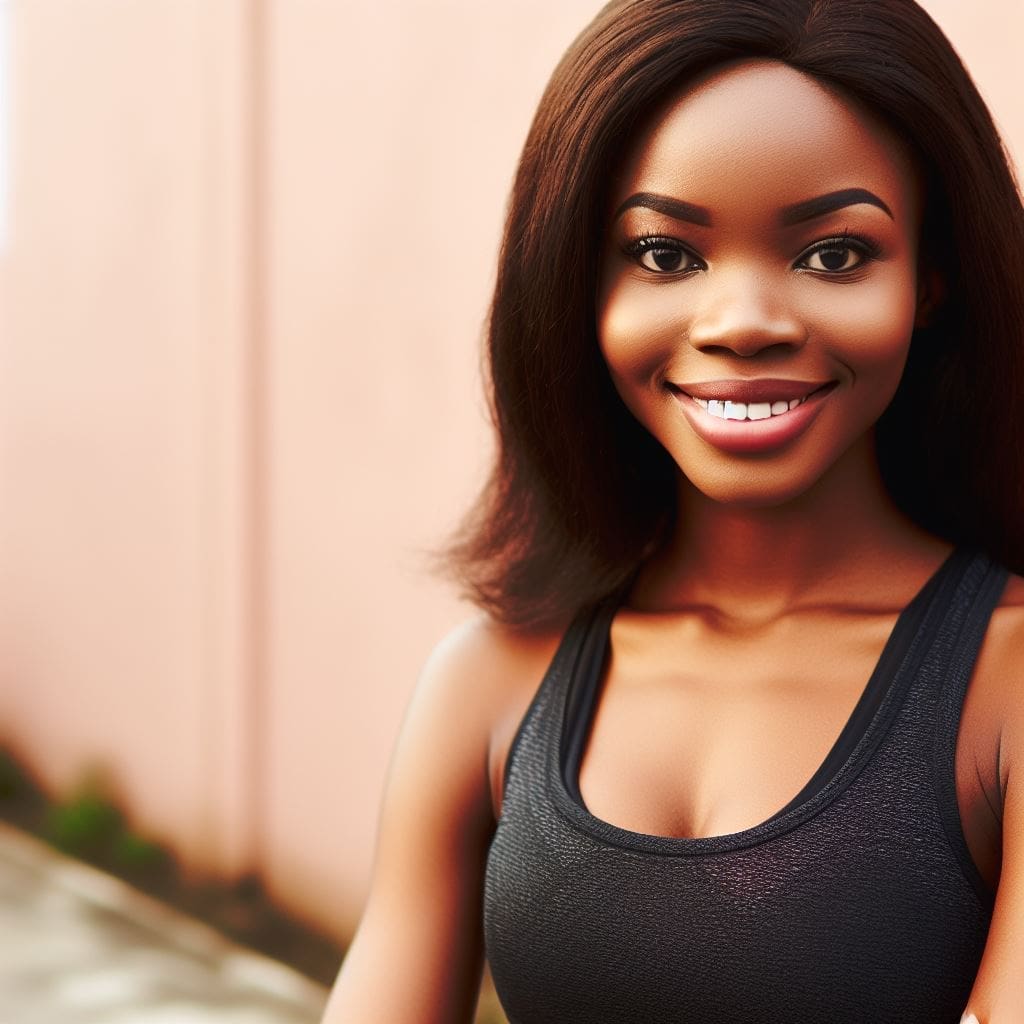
left=633, top=438, right=948, bottom=621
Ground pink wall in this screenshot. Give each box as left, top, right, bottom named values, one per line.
left=1, top=0, right=1021, bottom=944
left=0, top=0, right=237, bottom=867
left=259, top=0, right=609, bottom=936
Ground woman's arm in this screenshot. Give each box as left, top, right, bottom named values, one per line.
left=962, top=596, right=1024, bottom=1024
left=320, top=619, right=507, bottom=1024
left=963, top=767, right=1024, bottom=1023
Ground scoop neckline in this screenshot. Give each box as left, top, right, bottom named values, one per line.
left=547, top=546, right=968, bottom=857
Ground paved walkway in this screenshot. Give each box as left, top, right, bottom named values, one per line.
left=0, top=822, right=328, bottom=1024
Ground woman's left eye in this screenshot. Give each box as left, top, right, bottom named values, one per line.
left=797, top=237, right=877, bottom=273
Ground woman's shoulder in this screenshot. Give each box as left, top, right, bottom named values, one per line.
left=964, top=568, right=1024, bottom=772
left=997, top=568, right=1024, bottom=607
left=417, top=612, right=568, bottom=816
left=420, top=612, right=567, bottom=706
left=328, top=613, right=570, bottom=1022
left=978, top=567, right=1024, bottom=688
left=980, top=567, right=1024, bottom=679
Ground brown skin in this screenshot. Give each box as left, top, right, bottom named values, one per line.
left=323, top=62, right=1024, bottom=1024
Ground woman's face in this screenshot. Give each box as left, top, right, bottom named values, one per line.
left=597, top=60, right=925, bottom=508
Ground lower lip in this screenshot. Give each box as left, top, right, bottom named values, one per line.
left=671, top=385, right=836, bottom=455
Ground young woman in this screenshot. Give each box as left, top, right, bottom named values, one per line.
left=323, top=2, right=1024, bottom=1021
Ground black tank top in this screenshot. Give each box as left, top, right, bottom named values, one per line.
left=484, top=548, right=1008, bottom=1023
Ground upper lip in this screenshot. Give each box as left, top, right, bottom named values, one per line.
left=671, top=378, right=834, bottom=403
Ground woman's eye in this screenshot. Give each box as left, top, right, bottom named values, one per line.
left=798, top=238, right=873, bottom=273
left=640, top=247, right=690, bottom=273
left=626, top=238, right=703, bottom=274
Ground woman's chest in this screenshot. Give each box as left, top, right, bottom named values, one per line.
left=484, top=583, right=1007, bottom=1024
left=592, top=611, right=1003, bottom=886
left=485, top=555, right=1017, bottom=1022
left=485, top=614, right=994, bottom=1024
left=492, top=602, right=1004, bottom=888
left=577, top=613, right=883, bottom=840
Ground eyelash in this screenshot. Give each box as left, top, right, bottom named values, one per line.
left=622, top=232, right=883, bottom=276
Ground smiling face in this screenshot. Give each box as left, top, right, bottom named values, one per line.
left=597, top=60, right=925, bottom=508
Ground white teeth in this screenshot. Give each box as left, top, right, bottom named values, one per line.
left=699, top=394, right=810, bottom=421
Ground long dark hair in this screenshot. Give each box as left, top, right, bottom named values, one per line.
left=446, top=0, right=1024, bottom=629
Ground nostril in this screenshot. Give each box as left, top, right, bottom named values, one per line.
left=688, top=308, right=808, bottom=355
left=761, top=340, right=805, bottom=359
left=694, top=340, right=800, bottom=359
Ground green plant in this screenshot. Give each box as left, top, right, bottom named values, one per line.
left=110, top=829, right=168, bottom=870
left=44, top=787, right=124, bottom=856
left=39, top=768, right=174, bottom=884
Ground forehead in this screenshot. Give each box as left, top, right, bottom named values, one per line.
left=612, top=59, right=920, bottom=224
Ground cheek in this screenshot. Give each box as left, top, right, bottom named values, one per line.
left=811, top=273, right=918, bottom=385
left=597, top=275, right=686, bottom=390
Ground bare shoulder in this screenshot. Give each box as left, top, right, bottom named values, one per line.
left=365, top=614, right=565, bottom=880
left=416, top=614, right=564, bottom=717
left=424, top=613, right=564, bottom=684
left=976, top=570, right=1024, bottom=690
left=967, top=571, right=1024, bottom=781
left=419, top=613, right=565, bottom=817
left=996, top=569, right=1024, bottom=608
left=990, top=569, right=1024, bottom=714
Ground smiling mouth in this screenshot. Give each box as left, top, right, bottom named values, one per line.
left=670, top=381, right=837, bottom=422
left=666, top=380, right=838, bottom=455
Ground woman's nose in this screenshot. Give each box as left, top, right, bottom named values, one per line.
left=687, top=270, right=806, bottom=357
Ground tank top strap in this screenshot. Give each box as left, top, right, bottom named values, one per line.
left=561, top=596, right=620, bottom=801
left=893, top=547, right=1007, bottom=742
left=500, top=596, right=616, bottom=798
left=922, top=549, right=1010, bottom=901
left=911, top=548, right=1009, bottom=710
left=921, top=550, right=1008, bottom=690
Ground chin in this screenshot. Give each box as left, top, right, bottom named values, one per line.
left=676, top=457, right=834, bottom=510
left=688, top=479, right=811, bottom=510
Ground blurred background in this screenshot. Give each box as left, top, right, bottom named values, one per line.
left=0, top=0, right=1021, bottom=989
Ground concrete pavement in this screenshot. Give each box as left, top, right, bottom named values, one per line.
left=0, top=822, right=328, bottom=1024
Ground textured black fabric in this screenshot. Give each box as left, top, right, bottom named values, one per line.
left=484, top=549, right=1008, bottom=1023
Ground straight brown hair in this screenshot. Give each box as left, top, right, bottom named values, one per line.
left=446, top=0, right=1024, bottom=629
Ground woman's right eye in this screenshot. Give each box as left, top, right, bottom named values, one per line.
left=625, top=237, right=704, bottom=275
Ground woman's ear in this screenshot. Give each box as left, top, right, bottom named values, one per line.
left=915, top=267, right=946, bottom=328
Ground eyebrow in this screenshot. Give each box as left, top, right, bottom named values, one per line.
left=612, top=187, right=894, bottom=228
left=780, top=188, right=893, bottom=224
left=612, top=192, right=712, bottom=226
